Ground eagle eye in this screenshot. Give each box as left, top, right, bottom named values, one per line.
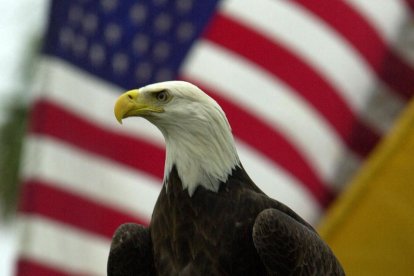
left=155, top=90, right=169, bottom=102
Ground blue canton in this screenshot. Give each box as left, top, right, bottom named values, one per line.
left=43, top=0, right=220, bottom=89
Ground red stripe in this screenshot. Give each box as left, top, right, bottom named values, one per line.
left=183, top=77, right=334, bottom=206
left=30, top=97, right=331, bottom=206
left=204, top=13, right=380, bottom=157
left=19, top=180, right=150, bottom=238
left=404, top=0, right=414, bottom=12
left=29, top=99, right=165, bottom=179
left=16, top=259, right=74, bottom=276
left=294, top=0, right=414, bottom=100
left=381, top=51, right=414, bottom=100
left=294, top=0, right=386, bottom=70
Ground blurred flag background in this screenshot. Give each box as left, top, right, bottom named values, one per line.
left=1, top=0, right=414, bottom=275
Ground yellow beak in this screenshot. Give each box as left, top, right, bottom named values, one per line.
left=114, top=90, right=140, bottom=124
left=114, top=89, right=163, bottom=124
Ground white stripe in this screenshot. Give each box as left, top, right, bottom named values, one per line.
left=22, top=135, right=161, bottom=220
left=237, top=141, right=321, bottom=223
left=344, top=0, right=408, bottom=42
left=31, top=56, right=165, bottom=146
left=18, top=215, right=109, bottom=276
left=362, top=84, right=405, bottom=133
left=22, top=133, right=321, bottom=225
left=221, top=0, right=375, bottom=112
left=182, top=40, right=360, bottom=187
left=395, top=19, right=414, bottom=66
left=30, top=57, right=322, bottom=222
left=36, top=55, right=361, bottom=192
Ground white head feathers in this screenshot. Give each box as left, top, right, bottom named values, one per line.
left=139, top=81, right=241, bottom=196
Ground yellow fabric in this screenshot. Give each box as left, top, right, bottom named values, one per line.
left=318, top=99, right=414, bottom=275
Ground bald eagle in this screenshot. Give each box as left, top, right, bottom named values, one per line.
left=108, top=81, right=344, bottom=275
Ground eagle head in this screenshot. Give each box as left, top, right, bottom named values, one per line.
left=114, top=81, right=240, bottom=195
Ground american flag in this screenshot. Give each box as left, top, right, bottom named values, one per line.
left=16, top=0, right=414, bottom=275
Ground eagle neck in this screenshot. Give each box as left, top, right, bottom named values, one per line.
left=160, top=112, right=240, bottom=196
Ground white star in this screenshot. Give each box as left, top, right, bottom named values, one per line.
left=59, top=27, right=75, bottom=49
left=68, top=5, right=83, bottom=25
left=73, top=35, right=88, bottom=56
left=155, top=67, right=173, bottom=81
left=176, top=0, right=193, bottom=14
left=132, top=34, right=150, bottom=55
left=176, top=22, right=195, bottom=42
left=130, top=3, right=147, bottom=26
left=135, top=62, right=153, bottom=82
left=101, top=0, right=118, bottom=13
left=83, top=13, right=98, bottom=34
left=89, top=43, right=106, bottom=66
left=153, top=0, right=168, bottom=7
left=152, top=41, right=170, bottom=62
left=104, top=23, right=122, bottom=45
left=153, top=13, right=172, bottom=34
left=112, top=52, right=129, bottom=74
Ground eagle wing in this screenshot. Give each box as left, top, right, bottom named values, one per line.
left=253, top=208, right=345, bottom=275
left=107, top=223, right=155, bottom=276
